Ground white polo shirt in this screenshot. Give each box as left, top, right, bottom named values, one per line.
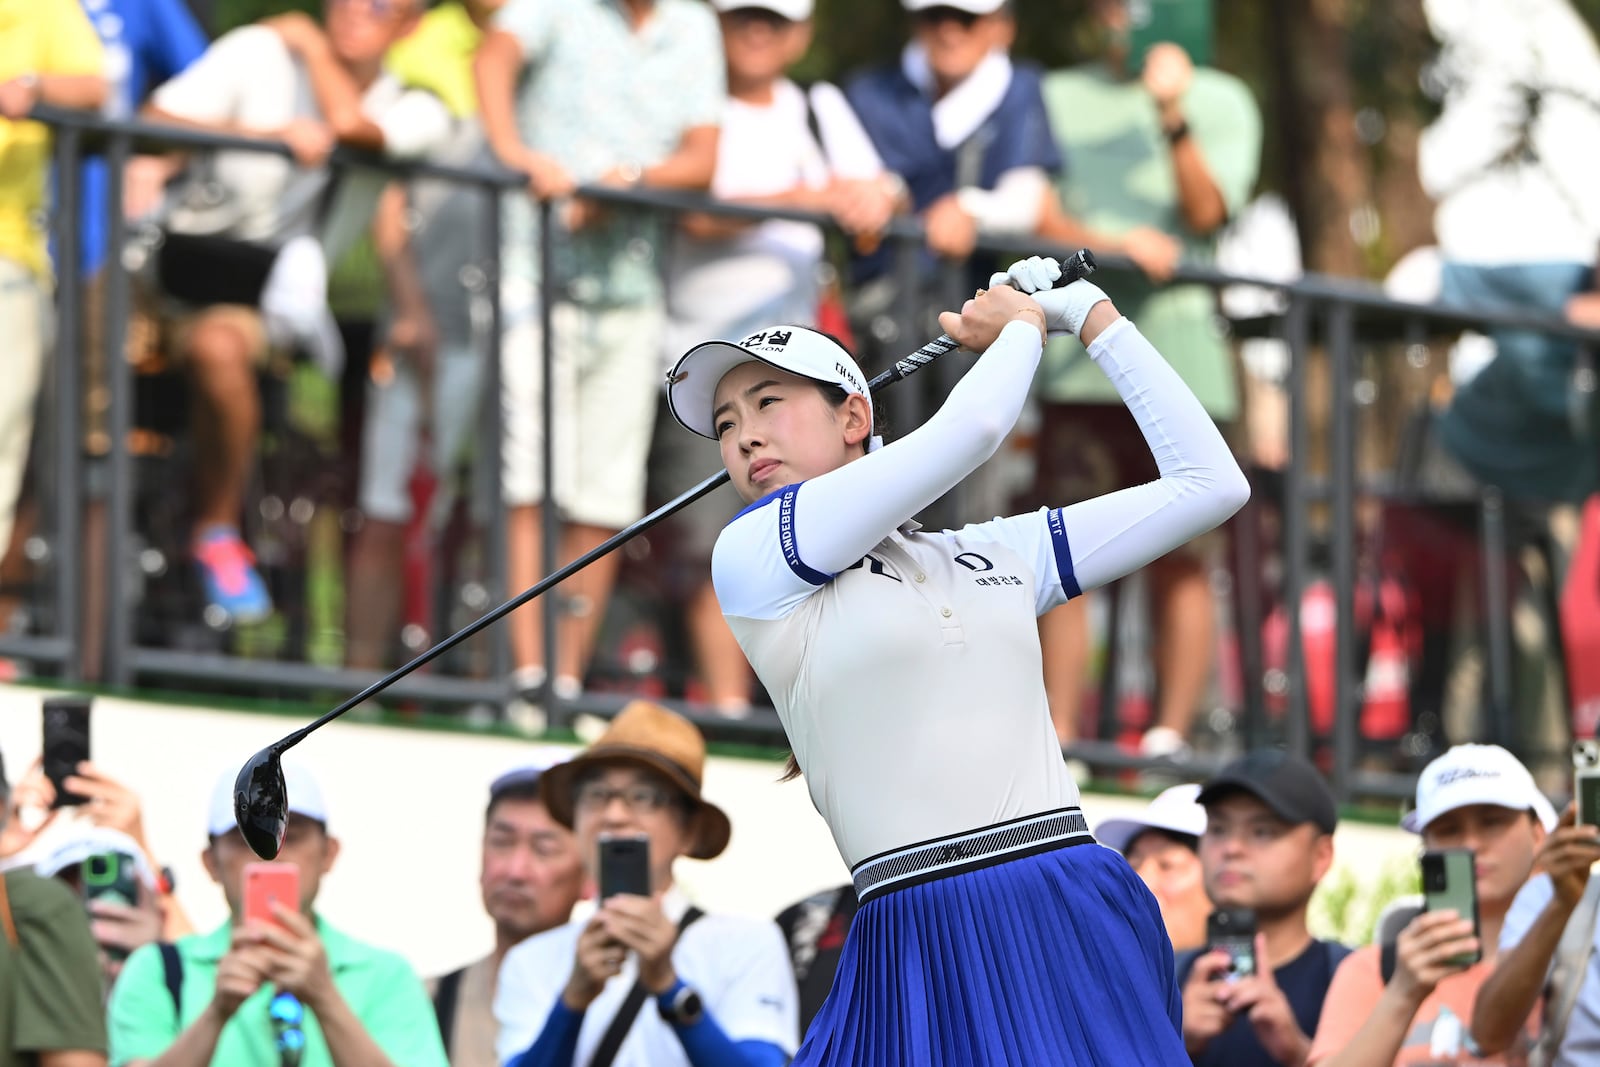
left=713, top=319, right=1250, bottom=868
left=493, top=889, right=800, bottom=1066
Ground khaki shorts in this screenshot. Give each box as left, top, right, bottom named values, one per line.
left=500, top=300, right=664, bottom=529
left=358, top=345, right=483, bottom=524
left=0, top=256, right=48, bottom=552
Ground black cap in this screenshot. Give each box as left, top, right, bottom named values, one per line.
left=1196, top=749, right=1338, bottom=834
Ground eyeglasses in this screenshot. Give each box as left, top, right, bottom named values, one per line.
left=329, top=0, right=410, bottom=17
left=269, top=991, right=306, bottom=1067
left=913, top=6, right=982, bottom=29
left=574, top=782, right=679, bottom=814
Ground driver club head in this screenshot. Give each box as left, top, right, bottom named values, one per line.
left=233, top=748, right=288, bottom=859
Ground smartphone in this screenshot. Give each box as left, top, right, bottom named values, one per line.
left=82, top=851, right=142, bottom=960
left=243, top=862, right=300, bottom=928
left=597, top=833, right=651, bottom=900
left=1574, top=740, right=1600, bottom=827
left=1127, top=0, right=1215, bottom=68
left=42, top=695, right=92, bottom=808
left=1421, top=848, right=1481, bottom=968
left=1206, top=907, right=1258, bottom=979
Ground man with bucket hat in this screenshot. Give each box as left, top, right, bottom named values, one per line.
left=495, top=701, right=798, bottom=1067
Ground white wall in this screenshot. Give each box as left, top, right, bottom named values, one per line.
left=0, top=684, right=1418, bottom=978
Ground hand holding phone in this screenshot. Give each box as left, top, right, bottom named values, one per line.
left=42, top=696, right=92, bottom=808
left=1206, top=907, right=1258, bottom=980
left=1420, top=849, right=1481, bottom=968
left=597, top=833, right=651, bottom=901
left=243, top=862, right=300, bottom=929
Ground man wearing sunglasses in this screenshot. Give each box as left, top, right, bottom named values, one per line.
left=105, top=762, right=447, bottom=1067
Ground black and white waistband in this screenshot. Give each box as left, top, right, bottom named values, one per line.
left=850, top=807, right=1094, bottom=905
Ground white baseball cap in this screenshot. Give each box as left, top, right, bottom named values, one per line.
left=34, top=826, right=160, bottom=890
left=1095, top=784, right=1208, bottom=855
left=206, top=759, right=330, bottom=838
left=666, top=325, right=879, bottom=449
left=710, top=0, right=813, bottom=19
left=901, top=0, right=1007, bottom=14
left=1402, top=743, right=1558, bottom=833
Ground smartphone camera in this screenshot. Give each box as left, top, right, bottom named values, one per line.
left=1421, top=854, right=1449, bottom=893
left=1575, top=741, right=1600, bottom=827
left=1207, top=907, right=1258, bottom=980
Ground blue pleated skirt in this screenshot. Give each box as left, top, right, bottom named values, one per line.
left=794, top=839, right=1187, bottom=1066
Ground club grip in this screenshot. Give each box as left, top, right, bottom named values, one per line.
left=1051, top=248, right=1097, bottom=288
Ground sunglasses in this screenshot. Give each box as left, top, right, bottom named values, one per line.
left=913, top=6, right=982, bottom=29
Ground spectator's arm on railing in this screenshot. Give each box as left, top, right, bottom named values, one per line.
left=373, top=183, right=437, bottom=383
left=472, top=29, right=574, bottom=200
left=632, top=125, right=718, bottom=193
left=263, top=13, right=386, bottom=153
left=0, top=72, right=106, bottom=119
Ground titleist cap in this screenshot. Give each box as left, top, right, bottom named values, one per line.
left=666, top=325, right=877, bottom=448
left=1402, top=743, right=1557, bottom=833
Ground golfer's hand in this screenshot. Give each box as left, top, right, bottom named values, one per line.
left=1385, top=909, right=1477, bottom=1009
left=1540, top=805, right=1600, bottom=908
left=600, top=895, right=681, bottom=994
left=938, top=285, right=1045, bottom=351
left=210, top=933, right=272, bottom=1023
left=1222, top=935, right=1310, bottom=1067
left=254, top=906, right=338, bottom=1012
left=988, top=256, right=1112, bottom=340
left=1181, top=950, right=1235, bottom=1056
left=564, top=914, right=625, bottom=1010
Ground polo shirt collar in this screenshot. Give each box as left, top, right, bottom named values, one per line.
left=900, top=42, right=1014, bottom=150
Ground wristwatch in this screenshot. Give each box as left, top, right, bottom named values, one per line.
left=656, top=982, right=704, bottom=1027
left=616, top=160, right=644, bottom=187
left=1164, top=119, right=1191, bottom=145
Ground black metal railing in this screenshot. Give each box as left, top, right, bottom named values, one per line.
left=11, top=106, right=1600, bottom=802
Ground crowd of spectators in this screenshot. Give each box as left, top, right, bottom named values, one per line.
left=3, top=708, right=1596, bottom=1066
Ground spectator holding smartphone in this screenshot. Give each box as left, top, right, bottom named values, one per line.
left=1309, top=744, right=1552, bottom=1066
left=36, top=826, right=168, bottom=989
left=0, top=748, right=109, bottom=1067
left=1181, top=750, right=1348, bottom=1067
left=1472, top=779, right=1600, bottom=1059
left=105, top=762, right=446, bottom=1067
left=495, top=701, right=799, bottom=1067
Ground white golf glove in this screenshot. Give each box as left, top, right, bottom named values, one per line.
left=988, top=255, right=1110, bottom=339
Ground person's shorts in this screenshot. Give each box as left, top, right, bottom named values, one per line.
left=1017, top=402, right=1237, bottom=561
left=358, top=344, right=484, bottom=525
left=500, top=299, right=663, bottom=529
left=0, top=256, right=49, bottom=553
left=644, top=392, right=743, bottom=566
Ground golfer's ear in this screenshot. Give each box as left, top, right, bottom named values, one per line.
left=842, top=393, right=873, bottom=448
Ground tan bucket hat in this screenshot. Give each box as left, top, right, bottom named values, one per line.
left=540, top=701, right=733, bottom=860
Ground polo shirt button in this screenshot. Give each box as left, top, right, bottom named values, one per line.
left=941, top=607, right=952, bottom=618
left=915, top=573, right=926, bottom=583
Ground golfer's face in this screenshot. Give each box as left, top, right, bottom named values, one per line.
left=713, top=363, right=860, bottom=503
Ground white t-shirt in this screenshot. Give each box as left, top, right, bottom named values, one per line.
left=493, top=889, right=800, bottom=1066
left=664, top=79, right=883, bottom=355
left=150, top=24, right=451, bottom=261
left=1500, top=872, right=1600, bottom=1065
left=713, top=319, right=1250, bottom=867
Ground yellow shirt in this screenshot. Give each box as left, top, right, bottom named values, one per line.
left=385, top=2, right=481, bottom=119
left=0, top=0, right=104, bottom=278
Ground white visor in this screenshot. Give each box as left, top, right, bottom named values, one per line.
left=666, top=325, right=877, bottom=447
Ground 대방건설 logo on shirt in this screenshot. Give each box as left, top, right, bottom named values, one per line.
left=954, top=551, right=1024, bottom=588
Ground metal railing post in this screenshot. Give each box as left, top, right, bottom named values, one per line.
left=49, top=128, right=84, bottom=679
left=1328, top=302, right=1359, bottom=801
left=480, top=183, right=509, bottom=688
left=537, top=199, right=560, bottom=722
left=1281, top=295, right=1313, bottom=760
left=1480, top=487, right=1514, bottom=746
left=101, top=131, right=135, bottom=686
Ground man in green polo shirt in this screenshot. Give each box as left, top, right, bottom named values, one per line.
left=106, top=762, right=447, bottom=1067
left=1028, top=0, right=1261, bottom=765
left=0, top=748, right=108, bottom=1067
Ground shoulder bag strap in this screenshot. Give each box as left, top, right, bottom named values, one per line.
left=432, top=966, right=466, bottom=1055
left=587, top=907, right=705, bottom=1067
left=1533, top=877, right=1600, bottom=1067
left=159, top=941, right=184, bottom=1017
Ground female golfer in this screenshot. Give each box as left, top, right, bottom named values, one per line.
left=664, top=255, right=1247, bottom=1064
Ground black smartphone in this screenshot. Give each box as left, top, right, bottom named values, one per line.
left=597, top=833, right=651, bottom=900
left=1206, top=907, right=1258, bottom=979
left=1421, top=848, right=1481, bottom=968
left=42, top=695, right=92, bottom=808
left=1574, top=741, right=1600, bottom=827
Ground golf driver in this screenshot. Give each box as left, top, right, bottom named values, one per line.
left=233, top=248, right=1097, bottom=858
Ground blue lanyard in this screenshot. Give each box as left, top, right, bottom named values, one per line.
left=269, top=991, right=306, bottom=1067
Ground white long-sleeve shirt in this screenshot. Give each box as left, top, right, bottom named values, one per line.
left=712, top=318, right=1250, bottom=868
